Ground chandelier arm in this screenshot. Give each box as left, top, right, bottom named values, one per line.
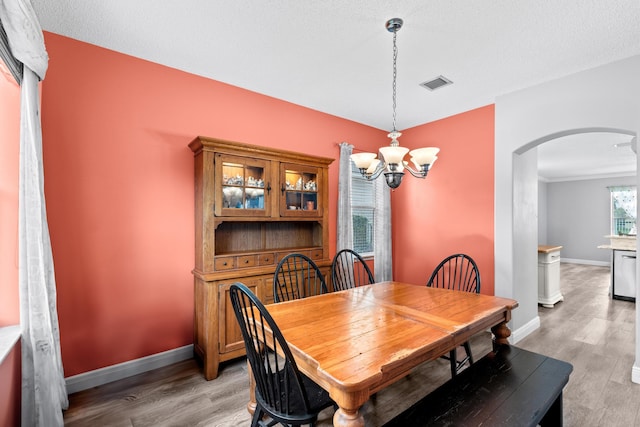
left=404, top=163, right=429, bottom=178
left=363, top=160, right=386, bottom=180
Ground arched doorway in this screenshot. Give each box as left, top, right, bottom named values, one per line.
left=494, top=55, right=640, bottom=381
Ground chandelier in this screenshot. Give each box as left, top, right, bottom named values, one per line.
left=351, top=18, right=440, bottom=189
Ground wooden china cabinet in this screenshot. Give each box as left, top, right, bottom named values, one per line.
left=189, top=136, right=334, bottom=380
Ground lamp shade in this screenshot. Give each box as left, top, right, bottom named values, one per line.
left=366, top=159, right=381, bottom=174
left=379, top=146, right=409, bottom=164
left=351, top=152, right=377, bottom=169
left=411, top=156, right=437, bottom=170
left=409, top=147, right=440, bottom=166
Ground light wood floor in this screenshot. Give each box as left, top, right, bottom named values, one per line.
left=63, top=263, right=640, bottom=426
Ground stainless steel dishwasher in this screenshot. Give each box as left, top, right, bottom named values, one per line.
left=613, top=249, right=636, bottom=301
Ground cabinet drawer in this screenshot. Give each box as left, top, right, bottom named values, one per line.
left=258, top=253, right=275, bottom=266
left=277, top=250, right=309, bottom=262
left=538, top=251, right=560, bottom=264
left=237, top=255, right=257, bottom=268
left=214, top=257, right=236, bottom=270
left=277, top=251, right=292, bottom=262
left=276, top=249, right=323, bottom=262
left=309, top=249, right=323, bottom=260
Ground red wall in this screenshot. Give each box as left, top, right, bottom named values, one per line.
left=393, top=106, right=495, bottom=295
left=41, top=33, right=385, bottom=377
left=41, top=33, right=495, bottom=378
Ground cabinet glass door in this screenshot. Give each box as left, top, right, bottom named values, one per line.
left=215, top=154, right=271, bottom=217
left=280, top=163, right=321, bottom=216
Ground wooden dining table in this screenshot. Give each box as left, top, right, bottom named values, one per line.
left=250, top=281, right=518, bottom=427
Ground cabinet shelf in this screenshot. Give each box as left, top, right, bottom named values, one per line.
left=214, top=221, right=322, bottom=256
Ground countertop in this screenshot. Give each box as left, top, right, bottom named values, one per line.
left=598, top=245, right=637, bottom=251
left=598, top=235, right=637, bottom=251
left=538, top=245, right=563, bottom=253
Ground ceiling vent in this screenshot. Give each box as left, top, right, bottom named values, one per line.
left=420, top=75, right=453, bottom=91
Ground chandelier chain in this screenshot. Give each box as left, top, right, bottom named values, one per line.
left=348, top=17, right=438, bottom=189
left=392, top=30, right=398, bottom=132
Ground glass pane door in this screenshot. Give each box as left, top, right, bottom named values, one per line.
left=281, top=164, right=321, bottom=216
left=215, top=155, right=270, bottom=217
left=222, top=163, right=265, bottom=209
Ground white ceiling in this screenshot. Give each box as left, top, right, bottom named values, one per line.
left=30, top=0, right=640, bottom=181
left=538, top=132, right=636, bottom=182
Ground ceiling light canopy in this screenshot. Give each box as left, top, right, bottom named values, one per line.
left=351, top=18, right=440, bottom=189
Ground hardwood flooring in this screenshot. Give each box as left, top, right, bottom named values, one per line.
left=518, top=263, right=640, bottom=427
left=63, top=263, right=640, bottom=426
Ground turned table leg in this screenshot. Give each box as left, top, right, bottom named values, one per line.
left=333, top=407, right=365, bottom=427
left=491, top=320, right=512, bottom=349
left=246, top=360, right=257, bottom=415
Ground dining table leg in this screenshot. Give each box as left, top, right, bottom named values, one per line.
left=246, top=360, right=257, bottom=415
left=333, top=406, right=365, bottom=427
left=491, top=320, right=512, bottom=347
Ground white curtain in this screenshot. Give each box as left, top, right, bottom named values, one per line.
left=0, top=1, right=68, bottom=425
left=373, top=177, right=393, bottom=281
left=337, top=142, right=354, bottom=251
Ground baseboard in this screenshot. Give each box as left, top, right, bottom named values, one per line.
left=561, top=258, right=610, bottom=267
left=509, top=316, right=541, bottom=344
left=65, top=345, right=194, bottom=394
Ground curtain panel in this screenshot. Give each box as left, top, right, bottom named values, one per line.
left=337, top=142, right=354, bottom=251
left=19, top=67, right=68, bottom=426
left=0, top=0, right=67, bottom=425
left=338, top=142, right=393, bottom=281
left=374, top=177, right=393, bottom=282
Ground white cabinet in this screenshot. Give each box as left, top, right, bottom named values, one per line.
left=538, top=245, right=564, bottom=308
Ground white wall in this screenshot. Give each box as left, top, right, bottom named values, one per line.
left=512, top=149, right=540, bottom=335
left=538, top=179, right=548, bottom=244
left=546, top=176, right=636, bottom=264
left=495, top=55, right=640, bottom=369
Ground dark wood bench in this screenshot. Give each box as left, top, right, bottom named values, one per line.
left=384, top=345, right=573, bottom=427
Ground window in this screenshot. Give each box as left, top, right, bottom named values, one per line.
left=610, top=186, right=637, bottom=235
left=0, top=57, right=20, bottom=327
left=351, top=163, right=375, bottom=256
